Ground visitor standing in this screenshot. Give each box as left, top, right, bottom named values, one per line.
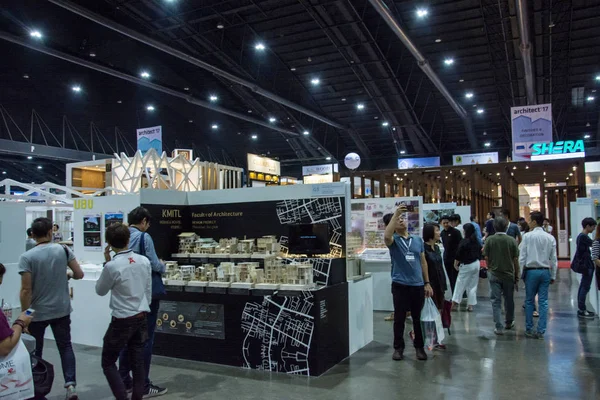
left=97, top=223, right=152, bottom=400
left=519, top=212, right=558, bottom=339
left=25, top=228, right=36, bottom=251
left=19, top=217, right=84, bottom=400
left=440, top=215, right=462, bottom=293
left=450, top=214, right=463, bottom=237
left=501, top=209, right=522, bottom=244
left=383, top=207, right=433, bottom=361
left=484, top=212, right=496, bottom=240
left=423, top=223, right=447, bottom=311
left=543, top=218, right=553, bottom=234
left=53, top=223, right=63, bottom=242
left=483, top=217, right=519, bottom=335
left=119, top=207, right=168, bottom=398
left=453, top=223, right=481, bottom=312
left=470, top=216, right=483, bottom=245
left=574, top=217, right=597, bottom=319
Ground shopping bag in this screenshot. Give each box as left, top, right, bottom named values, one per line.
left=0, top=340, right=35, bottom=400
left=420, top=297, right=445, bottom=350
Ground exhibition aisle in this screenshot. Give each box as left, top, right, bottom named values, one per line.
left=38, top=269, right=598, bottom=400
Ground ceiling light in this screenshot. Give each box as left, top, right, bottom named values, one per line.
left=290, top=67, right=296, bottom=71
left=140, top=71, right=150, bottom=79
left=212, top=124, right=218, bottom=129
left=29, top=30, right=42, bottom=39
left=209, top=95, right=218, bottom=102
left=465, top=92, right=474, bottom=99
left=584, top=134, right=591, bottom=139
left=416, top=8, right=429, bottom=18
left=544, top=178, right=547, bottom=182
left=217, top=23, right=224, bottom=29
left=269, top=117, right=276, bottom=123
left=435, top=38, right=442, bottom=43
left=483, top=131, right=487, bottom=136
left=526, top=165, right=529, bottom=169
left=484, top=142, right=491, bottom=147
left=444, top=58, right=454, bottom=66
left=587, top=96, right=595, bottom=101
left=117, top=100, right=122, bottom=104
left=513, top=166, right=516, bottom=170
left=37, top=166, right=42, bottom=169
left=326, top=156, right=332, bottom=160
left=586, top=122, right=591, bottom=127
left=27, top=156, right=32, bottom=160
left=1, top=171, right=5, bottom=175
left=393, top=127, right=396, bottom=131
left=311, top=78, right=320, bottom=85
left=23, top=74, right=29, bottom=79
left=459, top=79, right=464, bottom=82
left=71, top=85, right=81, bottom=93
left=189, top=120, right=193, bottom=123
left=342, top=98, right=347, bottom=102
left=596, top=75, right=600, bottom=81
left=184, top=87, right=189, bottom=91
left=255, top=42, right=266, bottom=51
left=569, top=172, right=573, bottom=176
left=382, top=122, right=389, bottom=127
left=462, top=171, right=466, bottom=175
left=356, top=103, right=365, bottom=110
left=248, top=110, right=252, bottom=113
left=303, top=131, right=309, bottom=135
left=496, top=172, right=500, bottom=176
left=477, top=108, right=484, bottom=114
left=89, top=52, right=96, bottom=57
left=251, top=134, right=258, bottom=140
left=543, top=171, right=546, bottom=176
left=146, top=105, right=155, bottom=111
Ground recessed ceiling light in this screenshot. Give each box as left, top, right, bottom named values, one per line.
left=416, top=8, right=429, bottom=18
left=311, top=78, right=320, bottom=85
left=326, top=156, right=332, bottom=160
left=71, top=85, right=81, bottom=93
left=117, top=100, right=122, bottom=104
left=483, top=131, right=487, bottom=135
left=484, top=142, right=491, bottom=147
left=217, top=23, right=224, bottom=29
left=27, top=156, right=32, bottom=160
left=251, top=134, right=258, bottom=140
left=400, top=150, right=406, bottom=154
left=356, top=103, right=365, bottom=110
left=392, top=127, right=396, bottom=131
left=209, top=95, right=218, bottom=102
left=189, top=120, right=193, bottom=123
left=37, top=165, right=42, bottom=169
left=459, top=79, right=464, bottom=83
left=303, top=131, right=309, bottom=135
left=184, top=87, right=189, bottom=91
left=89, top=52, right=96, bottom=57
left=23, top=74, right=29, bottom=79
left=595, top=75, right=600, bottom=81
left=29, top=30, right=42, bottom=39
left=584, top=134, right=591, bottom=139
left=146, top=105, right=155, bottom=111
left=543, top=171, right=546, bottom=176
left=513, top=166, right=517, bottom=170
left=248, top=110, right=252, bottom=113
left=255, top=42, right=266, bottom=51
left=526, top=165, right=529, bottom=169
left=587, top=122, right=591, bottom=127
left=140, top=71, right=150, bottom=79
left=382, top=122, right=389, bottom=127
left=269, top=117, right=276, bottom=123
left=212, top=124, right=218, bottom=129
left=587, top=96, right=595, bottom=101
left=341, top=98, right=347, bottom=102
left=291, top=67, right=296, bottom=71
left=477, top=108, right=484, bottom=114
left=465, top=92, right=474, bottom=99
left=1, top=171, right=5, bottom=175
left=444, top=58, right=454, bottom=66
left=435, top=38, right=442, bottom=43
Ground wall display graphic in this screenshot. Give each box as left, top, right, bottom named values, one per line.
left=83, top=213, right=102, bottom=250
left=423, top=206, right=455, bottom=224
left=351, top=197, right=422, bottom=249
left=83, top=215, right=100, bottom=232
left=452, top=152, right=498, bottom=165
left=104, top=212, right=124, bottom=228
left=511, top=104, right=552, bottom=161
left=136, top=125, right=162, bottom=155
left=397, top=157, right=440, bottom=169
left=156, top=301, right=224, bottom=339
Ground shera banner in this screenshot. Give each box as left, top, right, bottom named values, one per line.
left=453, top=152, right=499, bottom=165
left=511, top=104, right=552, bottom=161
left=137, top=125, right=163, bottom=156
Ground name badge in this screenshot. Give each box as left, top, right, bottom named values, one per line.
left=405, top=253, right=415, bottom=262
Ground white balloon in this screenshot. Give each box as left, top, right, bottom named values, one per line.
left=344, top=152, right=361, bottom=170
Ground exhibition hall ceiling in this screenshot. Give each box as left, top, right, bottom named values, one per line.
left=0, top=0, right=599, bottom=184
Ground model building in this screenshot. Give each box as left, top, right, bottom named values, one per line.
left=237, top=239, right=255, bottom=254
left=283, top=262, right=313, bottom=286
left=180, top=265, right=195, bottom=281
left=264, top=258, right=284, bottom=284
left=218, top=238, right=239, bottom=253
left=177, top=233, right=198, bottom=253
left=256, top=236, right=280, bottom=254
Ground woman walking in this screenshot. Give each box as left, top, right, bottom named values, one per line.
left=453, top=223, right=482, bottom=311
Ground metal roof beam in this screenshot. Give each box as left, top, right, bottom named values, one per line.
left=0, top=138, right=111, bottom=162
left=515, top=0, right=537, bottom=105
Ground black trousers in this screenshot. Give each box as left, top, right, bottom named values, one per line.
left=444, top=259, right=458, bottom=293
left=101, top=315, right=148, bottom=400
left=392, top=282, right=425, bottom=350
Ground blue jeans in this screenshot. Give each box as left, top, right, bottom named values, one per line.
left=28, top=315, right=77, bottom=388
left=577, top=268, right=595, bottom=312
left=489, top=273, right=515, bottom=330
left=525, top=269, right=551, bottom=334
left=119, top=300, right=159, bottom=389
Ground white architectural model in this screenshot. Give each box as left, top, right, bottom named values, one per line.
left=281, top=262, right=314, bottom=288
left=178, top=233, right=198, bottom=253
left=237, top=239, right=255, bottom=254
left=256, top=236, right=280, bottom=254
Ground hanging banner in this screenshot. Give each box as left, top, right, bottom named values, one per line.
left=247, top=153, right=280, bottom=175
left=397, top=157, right=440, bottom=169
left=302, top=164, right=337, bottom=176
left=137, top=125, right=163, bottom=156
left=452, top=152, right=498, bottom=165
left=511, top=104, right=552, bottom=161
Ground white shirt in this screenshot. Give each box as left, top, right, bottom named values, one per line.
left=518, top=227, right=558, bottom=279
left=96, top=250, right=152, bottom=318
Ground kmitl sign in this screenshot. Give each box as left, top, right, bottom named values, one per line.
left=530, top=140, right=585, bottom=161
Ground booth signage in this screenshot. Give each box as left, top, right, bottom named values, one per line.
left=247, top=153, right=280, bottom=175
left=452, top=152, right=498, bottom=166
left=511, top=104, right=552, bottom=161
left=172, top=149, right=193, bottom=160
left=302, top=164, right=336, bottom=176
left=397, top=157, right=440, bottom=169
left=530, top=140, right=585, bottom=161
left=136, top=125, right=163, bottom=156
left=73, top=199, right=94, bottom=209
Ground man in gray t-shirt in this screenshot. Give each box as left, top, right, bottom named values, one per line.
left=19, top=217, right=84, bottom=400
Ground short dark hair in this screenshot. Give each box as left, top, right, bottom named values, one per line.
left=470, top=215, right=477, bottom=222
left=53, top=223, right=59, bottom=229
left=530, top=212, right=544, bottom=227
left=502, top=209, right=510, bottom=219
left=450, top=214, right=461, bottom=223
left=26, top=228, right=32, bottom=237
left=518, top=217, right=526, bottom=223
left=31, top=217, right=53, bottom=238
left=105, top=223, right=130, bottom=249
left=488, top=211, right=495, bottom=219
left=128, top=206, right=152, bottom=225
left=383, top=213, right=393, bottom=227
left=582, top=217, right=597, bottom=229
left=0, top=263, right=5, bottom=277
left=543, top=218, right=550, bottom=223
left=493, top=216, right=508, bottom=233
left=423, top=223, right=439, bottom=242
left=439, top=215, right=450, bottom=222
left=463, top=223, right=476, bottom=240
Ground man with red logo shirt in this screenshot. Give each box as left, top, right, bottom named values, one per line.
left=96, top=223, right=151, bottom=400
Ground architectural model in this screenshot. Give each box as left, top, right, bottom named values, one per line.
left=256, top=236, right=280, bottom=254
left=177, top=233, right=198, bottom=253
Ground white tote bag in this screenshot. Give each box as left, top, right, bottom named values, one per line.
left=0, top=340, right=35, bottom=400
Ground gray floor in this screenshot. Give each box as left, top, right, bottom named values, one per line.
left=42, top=269, right=599, bottom=400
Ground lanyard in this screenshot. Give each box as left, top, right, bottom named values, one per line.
left=399, top=236, right=412, bottom=255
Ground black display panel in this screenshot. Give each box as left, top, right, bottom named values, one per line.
left=288, top=223, right=330, bottom=255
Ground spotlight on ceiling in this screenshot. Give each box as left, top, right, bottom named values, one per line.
left=584, top=134, right=591, bottom=139
left=1, top=171, right=5, bottom=175
left=212, top=124, right=218, bottom=130
left=269, top=117, right=276, bottom=123
left=356, top=103, right=365, bottom=110
left=89, top=52, right=96, bottom=57
left=596, top=75, right=600, bottom=81
left=146, top=105, right=155, bottom=111
left=435, top=38, right=442, bottom=43
left=23, top=74, right=29, bottom=79
left=29, top=30, right=42, bottom=39
left=382, top=122, right=389, bottom=127
left=184, top=87, right=190, bottom=91
left=209, top=95, right=218, bottom=102
left=311, top=78, right=320, bottom=86
left=416, top=8, right=429, bottom=18
left=254, top=42, right=266, bottom=51
left=27, top=156, right=33, bottom=160
left=400, top=150, right=406, bottom=154
left=444, top=58, right=454, bottom=66
left=140, top=71, right=150, bottom=79
left=303, top=131, right=309, bottom=135
left=251, top=134, right=258, bottom=140
left=484, top=142, right=491, bottom=147
left=587, top=96, right=595, bottom=102
left=477, top=108, right=485, bottom=114
left=326, top=156, right=332, bottom=160
left=37, top=165, right=42, bottom=169
left=465, top=92, right=474, bottom=99
left=71, top=85, right=81, bottom=93
left=217, top=23, right=224, bottom=29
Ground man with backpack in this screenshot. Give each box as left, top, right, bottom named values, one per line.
left=118, top=207, right=168, bottom=398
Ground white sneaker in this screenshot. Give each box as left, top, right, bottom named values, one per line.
left=143, top=383, right=168, bottom=398
left=65, top=385, right=78, bottom=400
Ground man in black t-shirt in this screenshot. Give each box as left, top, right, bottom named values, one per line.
left=576, top=217, right=597, bottom=319
left=440, top=215, right=462, bottom=292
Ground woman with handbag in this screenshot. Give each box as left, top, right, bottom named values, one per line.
left=0, top=263, right=33, bottom=357
left=453, top=224, right=482, bottom=312
left=423, top=224, right=449, bottom=349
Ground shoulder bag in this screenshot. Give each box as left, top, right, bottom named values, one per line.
left=139, top=232, right=166, bottom=299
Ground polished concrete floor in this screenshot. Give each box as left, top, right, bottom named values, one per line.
left=41, top=269, right=599, bottom=400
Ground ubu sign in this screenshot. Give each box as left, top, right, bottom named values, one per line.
left=531, top=140, right=585, bottom=160
left=73, top=199, right=94, bottom=209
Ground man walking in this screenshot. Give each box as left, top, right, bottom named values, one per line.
left=574, top=217, right=597, bottom=319
left=19, top=217, right=84, bottom=399
left=119, top=207, right=168, bottom=397
left=25, top=228, right=36, bottom=251
left=384, top=207, right=433, bottom=361
left=501, top=209, right=522, bottom=244
left=440, top=215, right=462, bottom=292
left=483, top=217, right=519, bottom=335
left=484, top=211, right=496, bottom=240
left=470, top=216, right=483, bottom=245
left=97, top=223, right=152, bottom=400
left=519, top=212, right=558, bottom=339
